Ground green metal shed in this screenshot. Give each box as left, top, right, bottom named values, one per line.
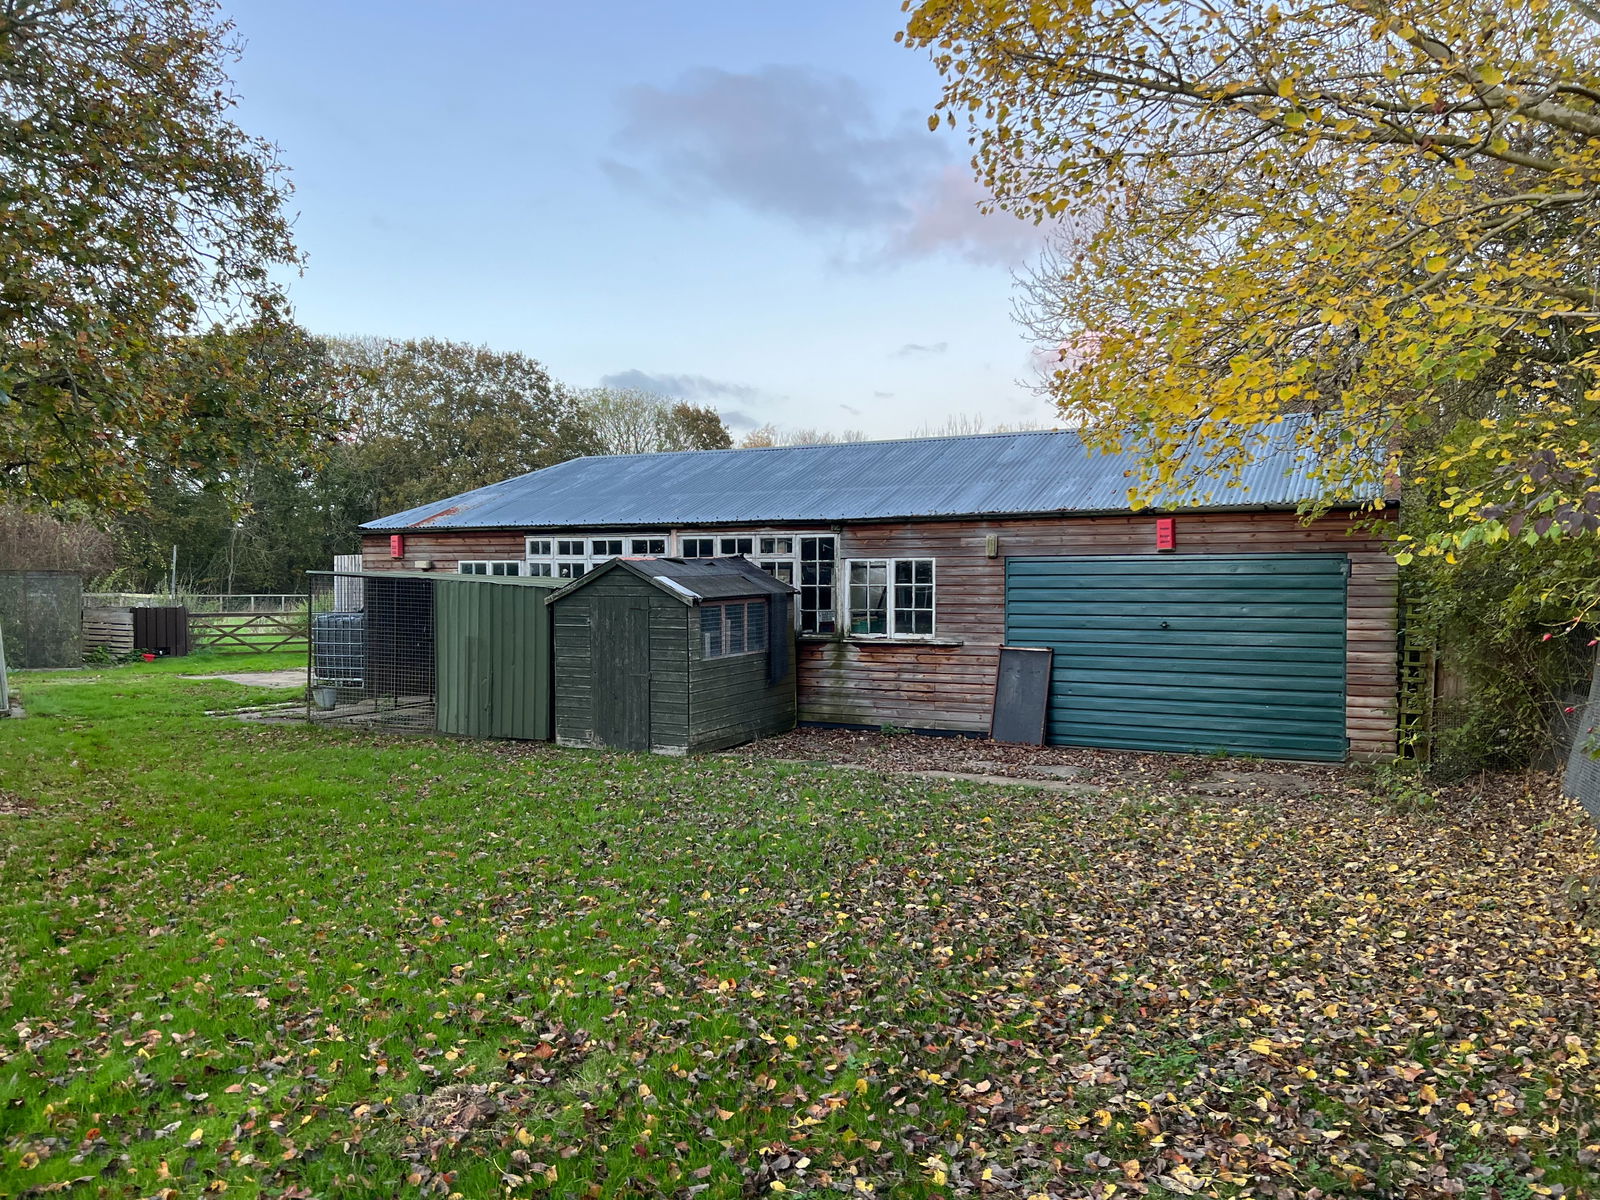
left=549, top=557, right=796, bottom=754
left=434, top=572, right=562, bottom=740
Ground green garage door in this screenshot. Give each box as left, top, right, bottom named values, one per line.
left=1005, top=555, right=1348, bottom=761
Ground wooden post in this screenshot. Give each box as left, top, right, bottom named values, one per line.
left=0, top=622, right=10, bottom=715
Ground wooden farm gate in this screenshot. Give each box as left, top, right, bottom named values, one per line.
left=189, top=610, right=308, bottom=654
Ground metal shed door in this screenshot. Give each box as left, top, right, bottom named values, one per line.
left=1004, top=555, right=1348, bottom=761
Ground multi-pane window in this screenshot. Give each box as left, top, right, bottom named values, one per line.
left=526, top=533, right=667, bottom=578
left=847, top=558, right=935, bottom=638
left=760, top=560, right=794, bottom=587
left=700, top=600, right=769, bottom=659
left=847, top=561, right=888, bottom=635
left=686, top=531, right=835, bottom=632
left=458, top=560, right=524, bottom=576
left=798, top=536, right=837, bottom=633
left=893, top=559, right=935, bottom=635
left=526, top=529, right=839, bottom=630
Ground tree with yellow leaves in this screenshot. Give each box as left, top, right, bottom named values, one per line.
left=902, top=0, right=1600, bottom=568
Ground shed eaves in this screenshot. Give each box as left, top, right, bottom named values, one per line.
left=362, top=416, right=1377, bottom=532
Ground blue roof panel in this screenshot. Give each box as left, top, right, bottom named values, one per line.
left=362, top=417, right=1376, bottom=531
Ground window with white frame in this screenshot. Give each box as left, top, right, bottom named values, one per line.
left=700, top=599, right=769, bottom=659
left=796, top=535, right=837, bottom=633
left=458, top=560, right=524, bottom=576
left=675, top=530, right=836, bottom=632
left=525, top=533, right=668, bottom=578
left=847, top=558, right=935, bottom=638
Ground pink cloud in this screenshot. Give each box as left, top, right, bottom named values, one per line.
left=881, top=165, right=1047, bottom=267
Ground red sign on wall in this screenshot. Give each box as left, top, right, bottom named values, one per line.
left=1155, top=517, right=1175, bottom=552
left=389, top=533, right=405, bottom=559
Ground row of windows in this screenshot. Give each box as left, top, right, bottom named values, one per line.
left=459, top=534, right=935, bottom=640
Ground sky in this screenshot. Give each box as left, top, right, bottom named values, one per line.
left=219, top=0, right=1059, bottom=439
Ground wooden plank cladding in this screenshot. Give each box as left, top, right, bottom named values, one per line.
left=363, top=507, right=1399, bottom=760
left=798, top=509, right=1397, bottom=760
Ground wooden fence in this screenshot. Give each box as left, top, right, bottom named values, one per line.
left=189, top=610, right=308, bottom=654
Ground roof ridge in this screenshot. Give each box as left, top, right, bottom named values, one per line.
left=566, top=426, right=1077, bottom=465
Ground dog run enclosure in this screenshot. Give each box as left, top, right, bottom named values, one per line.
left=306, top=570, right=559, bottom=738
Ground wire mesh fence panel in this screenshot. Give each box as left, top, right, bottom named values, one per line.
left=307, top=571, right=437, bottom=734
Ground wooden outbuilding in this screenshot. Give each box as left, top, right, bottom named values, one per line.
left=549, top=557, right=796, bottom=754
left=358, top=418, right=1401, bottom=761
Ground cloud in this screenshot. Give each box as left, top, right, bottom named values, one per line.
left=598, top=368, right=763, bottom=403
left=872, top=391, right=894, bottom=400
left=605, top=66, right=940, bottom=231
left=605, top=66, right=1047, bottom=266
left=879, top=166, right=1045, bottom=267
left=894, top=341, right=948, bottom=358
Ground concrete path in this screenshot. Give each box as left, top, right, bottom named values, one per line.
left=183, top=669, right=305, bottom=689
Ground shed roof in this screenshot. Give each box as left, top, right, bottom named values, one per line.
left=310, top=569, right=563, bottom=590
left=547, top=556, right=796, bottom=606
left=362, top=415, right=1378, bottom=532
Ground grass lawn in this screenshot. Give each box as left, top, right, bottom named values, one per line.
left=1, top=656, right=1597, bottom=1199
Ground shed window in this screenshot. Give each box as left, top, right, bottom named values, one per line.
left=458, top=560, right=523, bottom=576
left=700, top=600, right=768, bottom=659
left=681, top=537, right=716, bottom=558
left=847, top=558, right=935, bottom=638
left=630, top=537, right=666, bottom=555
left=719, top=536, right=754, bottom=556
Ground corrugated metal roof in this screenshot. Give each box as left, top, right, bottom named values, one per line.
left=548, top=556, right=795, bottom=605
left=362, top=415, right=1376, bottom=532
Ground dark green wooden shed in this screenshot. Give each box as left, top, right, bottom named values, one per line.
left=549, top=557, right=796, bottom=754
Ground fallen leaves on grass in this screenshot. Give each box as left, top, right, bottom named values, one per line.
left=1, top=671, right=1598, bottom=1198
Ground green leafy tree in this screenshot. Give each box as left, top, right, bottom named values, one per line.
left=337, top=338, right=601, bottom=515
left=109, top=324, right=359, bottom=591
left=0, top=0, right=337, bottom=511
left=662, top=402, right=733, bottom=451
left=574, top=387, right=732, bottom=454
left=903, top=0, right=1600, bottom=560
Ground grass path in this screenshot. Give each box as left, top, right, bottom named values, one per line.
left=1, top=656, right=1597, bottom=1199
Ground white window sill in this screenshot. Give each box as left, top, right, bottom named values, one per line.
left=798, top=633, right=965, bottom=648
